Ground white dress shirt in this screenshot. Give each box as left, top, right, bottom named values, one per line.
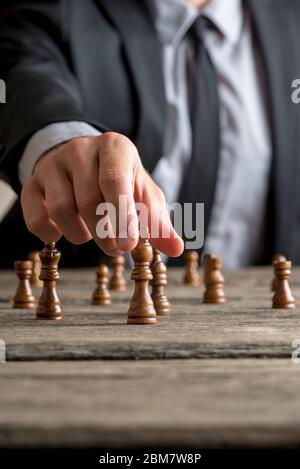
left=19, top=0, right=272, bottom=267
left=202, top=1, right=271, bottom=266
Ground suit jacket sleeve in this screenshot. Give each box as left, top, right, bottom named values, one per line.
left=0, top=1, right=107, bottom=192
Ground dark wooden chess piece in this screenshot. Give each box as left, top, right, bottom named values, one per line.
left=13, top=260, right=37, bottom=309
left=150, top=248, right=171, bottom=316
left=36, top=242, right=63, bottom=320
left=272, top=260, right=295, bottom=309
left=203, top=253, right=213, bottom=285
left=92, top=264, right=112, bottom=305
left=109, top=255, right=127, bottom=292
left=203, top=256, right=226, bottom=304
left=271, top=254, right=287, bottom=291
left=28, top=250, right=43, bottom=288
left=184, top=250, right=201, bottom=286
left=127, top=228, right=157, bottom=324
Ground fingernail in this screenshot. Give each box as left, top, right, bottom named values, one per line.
left=109, top=249, right=125, bottom=257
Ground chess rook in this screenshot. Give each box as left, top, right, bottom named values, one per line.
left=150, top=248, right=171, bottom=316
left=272, top=260, right=295, bottom=309
left=184, top=250, right=201, bottom=286
left=203, top=256, right=226, bottom=304
left=92, top=264, right=112, bottom=305
left=13, top=260, right=37, bottom=309
left=28, top=250, right=43, bottom=287
left=36, top=243, right=63, bottom=320
left=109, top=255, right=127, bottom=292
left=127, top=228, right=157, bottom=325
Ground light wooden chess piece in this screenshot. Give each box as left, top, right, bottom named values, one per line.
left=13, top=260, right=37, bottom=309
left=127, top=227, right=157, bottom=325
left=271, top=254, right=286, bottom=292
left=36, top=242, right=63, bottom=320
left=272, top=260, right=295, bottom=309
left=92, top=264, right=112, bottom=305
left=109, top=255, right=127, bottom=292
left=150, top=248, right=171, bottom=316
left=184, top=250, right=201, bottom=286
left=203, top=256, right=226, bottom=304
left=28, top=250, right=43, bottom=287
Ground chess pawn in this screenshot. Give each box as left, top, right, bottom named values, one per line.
left=203, top=256, right=226, bottom=304
left=109, top=256, right=127, bottom=292
left=271, top=254, right=286, bottom=291
left=127, top=229, right=157, bottom=324
left=92, top=264, right=112, bottom=305
left=36, top=243, right=63, bottom=320
left=150, top=248, right=171, bottom=316
left=13, top=260, right=37, bottom=309
left=28, top=250, right=43, bottom=287
left=184, top=250, right=201, bottom=286
left=272, top=260, right=295, bottom=309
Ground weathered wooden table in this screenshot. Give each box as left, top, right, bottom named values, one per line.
left=0, top=267, right=300, bottom=448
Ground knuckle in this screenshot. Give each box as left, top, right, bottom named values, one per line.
left=66, top=138, right=90, bottom=164
left=99, top=132, right=129, bottom=147
left=99, top=132, right=139, bottom=162
left=67, top=136, right=89, bottom=152
left=76, top=192, right=100, bottom=213
left=48, top=199, right=73, bottom=221
left=35, top=153, right=58, bottom=176
left=100, top=169, right=127, bottom=191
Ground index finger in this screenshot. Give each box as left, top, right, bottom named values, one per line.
left=98, top=133, right=140, bottom=251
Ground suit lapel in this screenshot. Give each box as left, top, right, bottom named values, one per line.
left=96, top=0, right=166, bottom=172
left=247, top=0, right=300, bottom=256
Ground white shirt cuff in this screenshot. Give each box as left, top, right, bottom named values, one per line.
left=18, top=121, right=102, bottom=184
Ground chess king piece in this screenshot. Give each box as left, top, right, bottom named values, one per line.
left=272, top=260, right=295, bottom=309
left=150, top=248, right=171, bottom=316
left=13, top=260, right=37, bottom=309
left=127, top=227, right=157, bottom=324
left=36, top=242, right=63, bottom=320
left=184, top=250, right=201, bottom=286
left=109, top=255, right=127, bottom=292
left=203, top=256, right=226, bottom=304
left=92, top=264, right=112, bottom=305
left=28, top=250, right=43, bottom=287
left=271, top=254, right=287, bottom=291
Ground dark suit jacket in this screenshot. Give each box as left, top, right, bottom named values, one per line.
left=0, top=0, right=300, bottom=266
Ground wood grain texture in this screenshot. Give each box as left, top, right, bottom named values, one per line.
left=1, top=268, right=300, bottom=360
left=1, top=268, right=300, bottom=448
left=0, top=359, right=300, bottom=448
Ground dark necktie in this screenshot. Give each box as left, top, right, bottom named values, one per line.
left=178, top=15, right=220, bottom=248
